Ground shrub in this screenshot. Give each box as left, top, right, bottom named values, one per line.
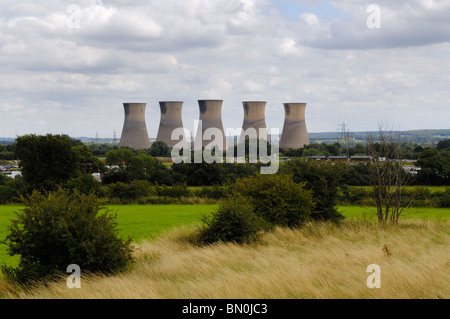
left=107, top=180, right=154, bottom=200
left=279, top=159, right=345, bottom=223
left=232, top=174, right=314, bottom=229
left=65, top=173, right=102, bottom=195
left=198, top=195, right=264, bottom=244
left=194, top=185, right=229, bottom=199
left=437, top=188, right=450, bottom=208
left=1, top=188, right=134, bottom=284
left=155, top=183, right=192, bottom=197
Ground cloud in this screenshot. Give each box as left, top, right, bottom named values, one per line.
left=0, top=0, right=449, bottom=138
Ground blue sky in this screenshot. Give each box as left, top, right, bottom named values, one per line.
left=274, top=0, right=349, bottom=20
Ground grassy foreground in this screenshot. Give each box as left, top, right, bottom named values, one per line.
left=1, top=205, right=449, bottom=268
left=1, top=219, right=448, bottom=299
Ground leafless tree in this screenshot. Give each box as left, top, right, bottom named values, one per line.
left=366, top=123, right=412, bottom=223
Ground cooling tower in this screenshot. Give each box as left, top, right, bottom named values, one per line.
left=279, top=103, right=310, bottom=149
left=239, top=101, right=268, bottom=143
left=156, top=101, right=186, bottom=148
left=195, top=99, right=226, bottom=150
left=118, top=102, right=151, bottom=150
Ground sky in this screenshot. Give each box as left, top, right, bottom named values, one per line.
left=0, top=0, right=449, bottom=139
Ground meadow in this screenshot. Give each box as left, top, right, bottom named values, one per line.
left=1, top=204, right=449, bottom=269
left=1, top=219, right=448, bottom=299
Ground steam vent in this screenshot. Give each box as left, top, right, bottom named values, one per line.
left=195, top=99, right=227, bottom=150
left=279, top=102, right=310, bottom=149
left=156, top=101, right=186, bottom=148
left=239, top=101, right=268, bottom=143
left=118, top=102, right=151, bottom=150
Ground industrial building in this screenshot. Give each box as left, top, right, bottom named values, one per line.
left=118, top=103, right=151, bottom=150
left=279, top=103, right=310, bottom=149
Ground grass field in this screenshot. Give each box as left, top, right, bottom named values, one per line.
left=2, top=219, right=448, bottom=299
left=0, top=204, right=217, bottom=268
left=1, top=204, right=449, bottom=270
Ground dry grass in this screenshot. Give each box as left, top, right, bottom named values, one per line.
left=1, top=219, right=449, bottom=299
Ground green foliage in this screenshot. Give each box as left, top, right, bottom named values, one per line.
left=232, top=174, right=314, bottom=229
left=194, top=185, right=229, bottom=199
left=198, top=195, right=264, bottom=244
left=342, top=163, right=372, bottom=186
left=108, top=180, right=154, bottom=200
left=155, top=183, right=192, bottom=198
left=1, top=188, right=134, bottom=284
left=65, top=174, right=102, bottom=195
left=149, top=141, right=170, bottom=157
left=171, top=160, right=225, bottom=186
left=280, top=159, right=345, bottom=223
left=416, top=147, right=450, bottom=185
left=72, top=145, right=106, bottom=175
left=436, top=188, right=450, bottom=208
left=14, top=134, right=78, bottom=191
left=103, top=150, right=172, bottom=185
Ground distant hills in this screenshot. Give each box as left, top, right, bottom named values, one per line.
left=1, top=129, right=449, bottom=146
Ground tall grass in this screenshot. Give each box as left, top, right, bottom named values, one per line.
left=2, top=219, right=448, bottom=299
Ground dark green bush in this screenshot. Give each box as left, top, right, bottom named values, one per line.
left=1, top=188, right=134, bottom=284
left=155, top=183, right=192, bottom=197
left=232, top=174, right=314, bottom=229
left=279, top=159, right=345, bottom=223
left=437, top=188, right=450, bottom=208
left=194, top=185, right=229, bottom=199
left=108, top=180, right=154, bottom=200
left=65, top=173, right=102, bottom=195
left=198, top=195, right=264, bottom=244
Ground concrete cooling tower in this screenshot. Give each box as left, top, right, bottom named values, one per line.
left=118, top=102, right=151, bottom=150
left=195, top=100, right=226, bottom=151
left=239, top=101, right=268, bottom=143
left=156, top=101, right=186, bottom=148
left=279, top=103, right=310, bottom=149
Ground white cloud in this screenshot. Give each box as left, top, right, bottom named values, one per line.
left=0, top=0, right=449, bottom=138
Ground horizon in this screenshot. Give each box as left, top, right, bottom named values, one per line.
left=2, top=127, right=450, bottom=141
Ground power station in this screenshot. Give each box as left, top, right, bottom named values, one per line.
left=194, top=99, right=227, bottom=151
left=239, top=101, right=268, bottom=143
left=279, top=102, right=310, bottom=149
left=117, top=100, right=311, bottom=151
left=156, top=101, right=186, bottom=148
left=118, top=103, right=151, bottom=150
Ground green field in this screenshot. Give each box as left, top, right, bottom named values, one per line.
left=0, top=204, right=217, bottom=268
left=1, top=204, right=449, bottom=268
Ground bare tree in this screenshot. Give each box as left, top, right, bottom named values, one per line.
left=366, top=124, right=412, bottom=223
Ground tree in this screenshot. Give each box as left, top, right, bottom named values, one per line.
left=198, top=195, right=264, bottom=244
left=14, top=134, right=78, bottom=191
left=149, top=141, right=170, bottom=157
left=436, top=139, right=450, bottom=151
left=366, top=126, right=411, bottom=223
left=231, top=174, right=314, bottom=229
left=279, top=159, right=346, bottom=223
left=171, top=159, right=225, bottom=186
left=416, top=147, right=450, bottom=185
left=1, top=188, right=134, bottom=284
left=72, top=145, right=106, bottom=175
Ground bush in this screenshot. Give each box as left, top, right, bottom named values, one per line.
left=437, top=188, right=450, bottom=208
left=194, top=185, right=229, bottom=199
left=65, top=174, right=102, bottom=195
left=279, top=159, right=345, bottom=223
left=232, top=174, right=314, bottom=229
left=107, top=180, right=154, bottom=200
left=198, top=195, right=264, bottom=244
left=1, top=188, right=134, bottom=284
left=155, top=183, right=192, bottom=197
